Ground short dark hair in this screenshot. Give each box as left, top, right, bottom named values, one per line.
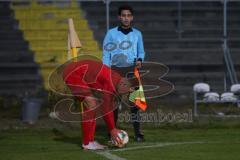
left=118, top=5, right=134, bottom=15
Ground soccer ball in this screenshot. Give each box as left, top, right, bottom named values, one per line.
left=111, top=130, right=129, bottom=147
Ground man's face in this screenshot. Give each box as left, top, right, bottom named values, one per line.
left=118, top=10, right=133, bottom=28
left=117, top=78, right=131, bottom=94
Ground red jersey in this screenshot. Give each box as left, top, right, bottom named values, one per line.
left=62, top=59, right=122, bottom=132
left=62, top=59, right=122, bottom=97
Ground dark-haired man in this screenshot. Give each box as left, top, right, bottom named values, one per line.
left=102, top=5, right=145, bottom=141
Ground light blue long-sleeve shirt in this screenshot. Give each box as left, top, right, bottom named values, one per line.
left=102, top=26, right=145, bottom=67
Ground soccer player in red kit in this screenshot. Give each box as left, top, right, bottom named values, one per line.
left=62, top=58, right=133, bottom=150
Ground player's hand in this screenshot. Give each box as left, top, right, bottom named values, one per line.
left=110, top=128, right=124, bottom=148
left=136, top=60, right=142, bottom=69
left=129, top=87, right=135, bottom=92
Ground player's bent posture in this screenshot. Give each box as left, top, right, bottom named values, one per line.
left=103, top=5, right=145, bottom=141
left=62, top=59, right=133, bottom=150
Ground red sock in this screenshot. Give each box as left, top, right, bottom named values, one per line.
left=81, top=121, right=91, bottom=145
left=89, top=120, right=96, bottom=142
left=81, top=107, right=96, bottom=145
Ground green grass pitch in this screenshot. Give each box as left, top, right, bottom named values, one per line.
left=1, top=122, right=240, bottom=160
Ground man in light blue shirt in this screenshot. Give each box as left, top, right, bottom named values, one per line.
left=102, top=5, right=145, bottom=142
left=103, top=26, right=145, bottom=68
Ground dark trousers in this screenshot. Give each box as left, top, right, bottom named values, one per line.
left=111, top=65, right=142, bottom=136
left=114, top=106, right=141, bottom=136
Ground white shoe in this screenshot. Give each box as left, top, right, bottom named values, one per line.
left=82, top=141, right=105, bottom=150
left=82, top=142, right=97, bottom=150
left=92, top=141, right=106, bottom=149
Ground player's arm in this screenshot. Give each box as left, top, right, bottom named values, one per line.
left=101, top=91, right=116, bottom=131
left=101, top=92, right=124, bottom=146
left=136, top=31, right=145, bottom=68
left=102, top=31, right=112, bottom=67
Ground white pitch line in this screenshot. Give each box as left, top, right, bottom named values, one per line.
left=95, top=141, right=204, bottom=160
left=111, top=141, right=204, bottom=152
left=95, top=151, right=127, bottom=160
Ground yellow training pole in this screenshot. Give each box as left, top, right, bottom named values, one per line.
left=68, top=18, right=83, bottom=116
left=71, top=47, right=78, bottom=59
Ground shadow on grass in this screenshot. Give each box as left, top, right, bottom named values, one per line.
left=52, top=125, right=111, bottom=146
left=52, top=128, right=82, bottom=146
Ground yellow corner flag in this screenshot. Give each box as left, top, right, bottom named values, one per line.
left=67, top=18, right=84, bottom=112
left=129, top=68, right=147, bottom=111
left=68, top=18, right=82, bottom=59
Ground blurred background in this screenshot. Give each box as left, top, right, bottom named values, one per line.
left=0, top=0, right=240, bottom=137
left=1, top=1, right=240, bottom=160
